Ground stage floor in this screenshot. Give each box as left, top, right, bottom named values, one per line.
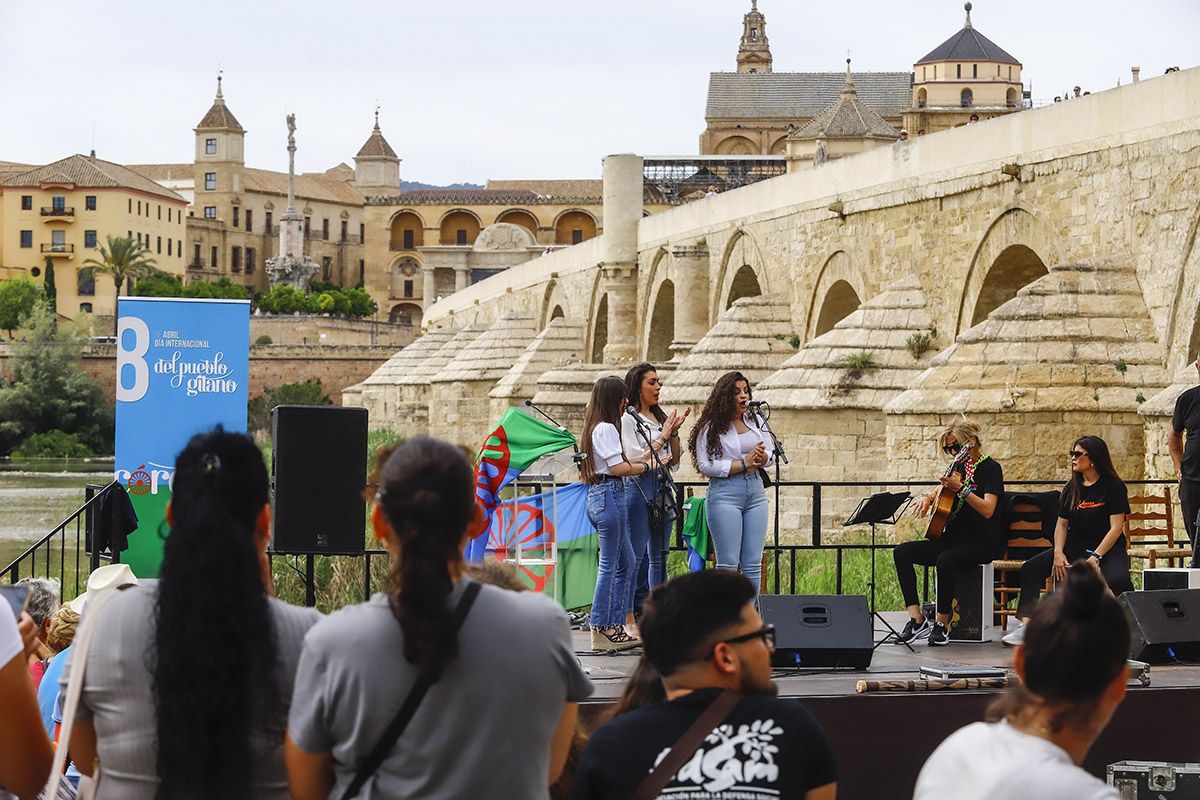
left=573, top=611, right=1200, bottom=800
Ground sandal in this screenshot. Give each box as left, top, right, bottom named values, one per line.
left=591, top=625, right=642, bottom=652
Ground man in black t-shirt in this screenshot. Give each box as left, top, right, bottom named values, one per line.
left=1168, top=357, right=1200, bottom=565
left=571, top=571, right=837, bottom=800
left=893, top=421, right=1004, bottom=646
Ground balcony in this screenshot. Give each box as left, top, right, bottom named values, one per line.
left=187, top=260, right=204, bottom=270
left=40, top=207, right=75, bottom=221
left=40, top=243, right=75, bottom=257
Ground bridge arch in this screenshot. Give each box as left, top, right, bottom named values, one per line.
left=585, top=267, right=608, bottom=363
left=1165, top=204, right=1200, bottom=373
left=539, top=276, right=572, bottom=329
left=645, top=279, right=675, bottom=363
left=807, top=250, right=866, bottom=340
left=714, top=229, right=767, bottom=319
left=957, top=204, right=1064, bottom=336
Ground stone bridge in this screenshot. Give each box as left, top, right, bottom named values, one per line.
left=349, top=68, right=1200, bottom=508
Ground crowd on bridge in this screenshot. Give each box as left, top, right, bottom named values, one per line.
left=1, top=353, right=1198, bottom=798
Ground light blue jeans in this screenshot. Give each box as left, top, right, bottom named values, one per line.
left=587, top=478, right=634, bottom=627
left=627, top=470, right=671, bottom=612
left=706, top=472, right=769, bottom=597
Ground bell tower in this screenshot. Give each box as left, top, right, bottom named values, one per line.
left=736, top=0, right=772, bottom=74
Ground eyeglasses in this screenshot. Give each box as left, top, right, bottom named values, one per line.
left=716, top=624, right=776, bottom=652
left=942, top=443, right=963, bottom=455
left=1069, top=450, right=1088, bottom=460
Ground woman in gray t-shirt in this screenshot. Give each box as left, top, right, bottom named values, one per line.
left=64, top=429, right=321, bottom=799
left=285, top=436, right=593, bottom=800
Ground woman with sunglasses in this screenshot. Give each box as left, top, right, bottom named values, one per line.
left=1003, top=435, right=1133, bottom=646
left=893, top=420, right=1004, bottom=646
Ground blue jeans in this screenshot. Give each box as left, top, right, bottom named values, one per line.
left=706, top=472, right=769, bottom=597
left=587, top=478, right=634, bottom=627
left=628, top=471, right=671, bottom=612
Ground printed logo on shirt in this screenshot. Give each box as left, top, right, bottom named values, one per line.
left=653, top=718, right=784, bottom=797
left=1077, top=500, right=1106, bottom=510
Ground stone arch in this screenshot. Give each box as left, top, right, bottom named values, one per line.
left=553, top=209, right=598, bottom=245
left=389, top=255, right=421, bottom=300
left=970, top=245, right=1049, bottom=326
left=726, top=265, right=761, bottom=309
left=496, top=208, right=539, bottom=239
left=388, top=209, right=424, bottom=250
left=714, top=229, right=767, bottom=321
left=438, top=209, right=481, bottom=245
left=806, top=250, right=867, bottom=340
left=645, top=279, right=675, bottom=363
left=388, top=302, right=422, bottom=328
left=590, top=293, right=609, bottom=363
left=769, top=136, right=788, bottom=155
left=957, top=205, right=1064, bottom=335
left=814, top=280, right=861, bottom=336
left=638, top=247, right=672, bottom=325
left=961, top=87, right=974, bottom=107
left=917, top=87, right=928, bottom=107
left=1006, top=87, right=1019, bottom=107
left=715, top=135, right=756, bottom=155
left=539, top=276, right=571, bottom=329
left=550, top=304, right=565, bottom=321
left=1164, top=204, right=1200, bottom=374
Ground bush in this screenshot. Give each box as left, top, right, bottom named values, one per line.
left=132, top=271, right=184, bottom=297
left=247, top=379, right=332, bottom=433
left=254, top=335, right=273, bottom=346
left=11, top=431, right=93, bottom=458
left=0, top=277, right=43, bottom=337
left=134, top=273, right=249, bottom=300
left=255, top=284, right=376, bottom=318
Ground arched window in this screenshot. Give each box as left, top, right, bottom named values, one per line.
left=960, top=88, right=974, bottom=107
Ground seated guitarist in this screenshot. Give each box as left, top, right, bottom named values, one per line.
left=893, top=420, right=1004, bottom=646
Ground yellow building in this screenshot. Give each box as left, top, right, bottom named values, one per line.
left=0, top=154, right=188, bottom=318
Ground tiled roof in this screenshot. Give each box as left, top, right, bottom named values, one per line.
left=241, top=167, right=364, bottom=206
left=394, top=188, right=542, bottom=205
left=917, top=10, right=1019, bottom=65
left=127, top=163, right=193, bottom=182
left=792, top=65, right=900, bottom=140
left=355, top=123, right=398, bottom=159
left=3, top=154, right=186, bottom=202
left=195, top=81, right=244, bottom=131
left=0, top=160, right=32, bottom=177
left=485, top=179, right=602, bottom=198
left=706, top=71, right=912, bottom=120
left=324, top=163, right=355, bottom=181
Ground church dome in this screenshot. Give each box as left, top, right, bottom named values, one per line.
left=916, top=3, right=1019, bottom=66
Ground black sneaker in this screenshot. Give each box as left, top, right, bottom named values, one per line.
left=928, top=622, right=950, bottom=646
left=894, top=616, right=932, bottom=644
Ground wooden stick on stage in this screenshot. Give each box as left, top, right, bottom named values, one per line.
left=855, top=677, right=1010, bottom=694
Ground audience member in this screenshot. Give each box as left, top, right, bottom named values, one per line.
left=571, top=570, right=837, bottom=799
left=0, top=609, right=54, bottom=799
left=914, top=562, right=1127, bottom=799
left=37, top=604, right=80, bottom=736
left=62, top=427, right=321, bottom=799
left=285, top=435, right=592, bottom=799
left=603, top=657, right=666, bottom=722
left=17, top=577, right=60, bottom=688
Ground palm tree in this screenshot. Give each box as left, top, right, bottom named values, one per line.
left=82, top=236, right=157, bottom=334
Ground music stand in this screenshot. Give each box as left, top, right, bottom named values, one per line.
left=844, top=491, right=913, bottom=651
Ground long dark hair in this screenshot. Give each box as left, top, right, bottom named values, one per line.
left=988, top=561, right=1129, bottom=732
left=688, top=371, right=750, bottom=471
left=604, top=656, right=666, bottom=721
left=1065, top=435, right=1122, bottom=512
left=377, top=436, right=476, bottom=677
left=624, top=362, right=667, bottom=425
left=153, top=427, right=277, bottom=800
left=580, top=376, right=627, bottom=484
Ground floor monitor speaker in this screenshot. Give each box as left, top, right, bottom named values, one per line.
left=1119, top=589, right=1200, bottom=663
left=759, top=594, right=873, bottom=670
left=271, top=405, right=368, bottom=555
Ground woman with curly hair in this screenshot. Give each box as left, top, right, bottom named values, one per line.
left=688, top=371, right=772, bottom=597
left=64, top=427, right=321, bottom=799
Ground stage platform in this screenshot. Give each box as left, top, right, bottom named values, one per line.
left=574, top=611, right=1200, bottom=800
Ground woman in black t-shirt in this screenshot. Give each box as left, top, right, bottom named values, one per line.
left=1010, top=435, right=1134, bottom=634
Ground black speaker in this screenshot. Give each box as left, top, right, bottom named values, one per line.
left=271, top=405, right=368, bottom=555
left=1119, top=590, right=1200, bottom=663
left=759, top=594, right=873, bottom=670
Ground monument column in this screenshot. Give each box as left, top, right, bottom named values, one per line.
left=454, top=265, right=471, bottom=292
left=669, top=245, right=710, bottom=360
left=422, top=265, right=437, bottom=308
left=600, top=154, right=643, bottom=363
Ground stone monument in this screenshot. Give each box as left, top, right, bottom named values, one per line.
left=265, top=113, right=319, bottom=290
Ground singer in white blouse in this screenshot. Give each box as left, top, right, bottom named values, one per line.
left=687, top=371, right=773, bottom=598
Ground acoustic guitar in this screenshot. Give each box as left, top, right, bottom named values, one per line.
left=924, top=448, right=971, bottom=540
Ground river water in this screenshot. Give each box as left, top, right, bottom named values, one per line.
left=0, top=460, right=113, bottom=568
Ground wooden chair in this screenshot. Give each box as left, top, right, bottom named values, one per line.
left=1125, top=486, right=1193, bottom=577
left=993, top=499, right=1054, bottom=631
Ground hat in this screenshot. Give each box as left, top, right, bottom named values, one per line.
left=67, top=563, right=139, bottom=613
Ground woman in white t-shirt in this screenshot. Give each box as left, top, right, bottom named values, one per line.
left=0, top=608, right=53, bottom=799
left=581, top=376, right=658, bottom=650
left=914, top=561, right=1128, bottom=800
left=620, top=363, right=687, bottom=623
left=687, top=371, right=773, bottom=598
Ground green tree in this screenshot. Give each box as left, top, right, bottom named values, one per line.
left=0, top=277, right=42, bottom=338
left=247, top=379, right=331, bottom=434
left=0, top=303, right=113, bottom=456
left=82, top=235, right=157, bottom=332
left=132, top=270, right=185, bottom=297
left=43, top=257, right=57, bottom=318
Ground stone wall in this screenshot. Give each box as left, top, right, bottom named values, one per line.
left=249, top=315, right=415, bottom=348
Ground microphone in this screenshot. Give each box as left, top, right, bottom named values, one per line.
left=747, top=400, right=767, bottom=408
left=524, top=399, right=533, bottom=406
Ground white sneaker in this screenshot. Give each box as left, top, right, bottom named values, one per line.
left=1001, top=623, right=1026, bottom=647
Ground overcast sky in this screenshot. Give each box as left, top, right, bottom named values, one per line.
left=1, top=1, right=1195, bottom=185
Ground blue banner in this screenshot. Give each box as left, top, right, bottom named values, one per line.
left=114, top=297, right=250, bottom=576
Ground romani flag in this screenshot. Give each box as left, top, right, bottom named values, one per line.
left=466, top=407, right=576, bottom=562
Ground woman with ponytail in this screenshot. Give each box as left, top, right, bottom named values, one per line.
left=915, top=561, right=1129, bottom=799
left=63, top=427, right=322, bottom=799
left=286, top=436, right=592, bottom=800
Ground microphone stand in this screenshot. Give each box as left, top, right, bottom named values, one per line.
left=524, top=399, right=586, bottom=467
left=629, top=407, right=681, bottom=535
left=749, top=402, right=787, bottom=594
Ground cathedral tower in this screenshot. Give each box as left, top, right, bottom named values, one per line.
left=736, top=1, right=772, bottom=74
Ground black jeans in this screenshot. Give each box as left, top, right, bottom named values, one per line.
left=893, top=534, right=995, bottom=616
left=1015, top=541, right=1134, bottom=619
left=1180, top=479, right=1200, bottom=567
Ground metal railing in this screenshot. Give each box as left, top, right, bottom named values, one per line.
left=40, top=243, right=74, bottom=254
left=2, top=483, right=118, bottom=599
left=40, top=207, right=74, bottom=217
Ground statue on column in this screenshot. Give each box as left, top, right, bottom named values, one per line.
left=266, top=113, right=318, bottom=290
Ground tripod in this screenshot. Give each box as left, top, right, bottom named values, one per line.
left=844, top=491, right=913, bottom=651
